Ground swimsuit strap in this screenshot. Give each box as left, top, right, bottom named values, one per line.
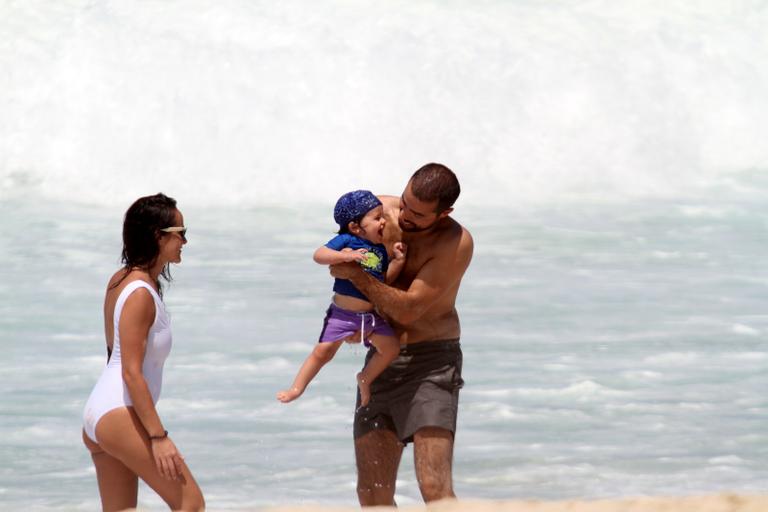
left=113, top=280, right=162, bottom=329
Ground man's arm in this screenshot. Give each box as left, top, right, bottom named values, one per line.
left=331, top=229, right=473, bottom=325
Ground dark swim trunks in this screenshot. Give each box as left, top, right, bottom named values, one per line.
left=353, top=339, right=464, bottom=444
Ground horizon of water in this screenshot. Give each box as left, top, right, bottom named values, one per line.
left=2, top=1, right=768, bottom=510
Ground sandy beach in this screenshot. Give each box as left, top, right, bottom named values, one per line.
left=265, top=495, right=768, bottom=512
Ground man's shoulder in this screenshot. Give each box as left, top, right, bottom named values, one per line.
left=406, top=218, right=473, bottom=279
left=426, top=218, right=473, bottom=264
left=378, top=194, right=399, bottom=205
left=440, top=217, right=472, bottom=245
left=406, top=218, right=468, bottom=252
left=457, top=220, right=473, bottom=247
left=379, top=195, right=400, bottom=216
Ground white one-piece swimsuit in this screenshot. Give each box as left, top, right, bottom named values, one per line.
left=83, top=280, right=172, bottom=443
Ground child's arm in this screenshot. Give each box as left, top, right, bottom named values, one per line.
left=385, top=242, right=407, bottom=284
left=314, top=246, right=367, bottom=265
left=277, top=342, right=343, bottom=403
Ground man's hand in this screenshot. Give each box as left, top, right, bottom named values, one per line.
left=330, top=261, right=362, bottom=280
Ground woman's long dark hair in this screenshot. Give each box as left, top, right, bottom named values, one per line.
left=111, top=193, right=178, bottom=296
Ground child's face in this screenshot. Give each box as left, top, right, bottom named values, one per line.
left=353, top=205, right=385, bottom=244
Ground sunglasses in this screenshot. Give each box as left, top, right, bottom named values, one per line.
left=160, top=226, right=187, bottom=240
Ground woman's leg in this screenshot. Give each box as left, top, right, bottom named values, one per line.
left=83, top=429, right=139, bottom=512
left=95, top=407, right=205, bottom=511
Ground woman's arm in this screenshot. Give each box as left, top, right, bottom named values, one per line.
left=119, top=289, right=183, bottom=481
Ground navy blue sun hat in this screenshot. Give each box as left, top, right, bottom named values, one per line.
left=333, top=190, right=382, bottom=228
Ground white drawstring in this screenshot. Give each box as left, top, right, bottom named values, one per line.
left=360, top=312, right=375, bottom=344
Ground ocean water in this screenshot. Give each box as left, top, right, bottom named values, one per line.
left=2, top=1, right=768, bottom=510
left=3, top=193, right=768, bottom=510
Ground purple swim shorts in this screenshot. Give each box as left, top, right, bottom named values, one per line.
left=318, top=303, right=395, bottom=347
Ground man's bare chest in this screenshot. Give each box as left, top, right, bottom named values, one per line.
left=393, top=242, right=432, bottom=288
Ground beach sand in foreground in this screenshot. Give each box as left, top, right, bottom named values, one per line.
left=265, top=494, right=768, bottom=512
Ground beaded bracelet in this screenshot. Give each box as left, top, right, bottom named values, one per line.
left=149, top=430, right=169, bottom=441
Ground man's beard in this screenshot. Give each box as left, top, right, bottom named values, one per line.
left=399, top=218, right=437, bottom=233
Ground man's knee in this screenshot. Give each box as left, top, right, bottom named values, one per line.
left=356, top=451, right=398, bottom=506
left=413, top=427, right=456, bottom=501
left=355, top=430, right=403, bottom=506
left=417, top=474, right=454, bottom=502
left=356, top=480, right=396, bottom=506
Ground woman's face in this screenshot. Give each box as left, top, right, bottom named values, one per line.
left=158, top=209, right=187, bottom=265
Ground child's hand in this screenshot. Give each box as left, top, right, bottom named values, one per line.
left=340, top=248, right=368, bottom=263
left=393, top=242, right=407, bottom=261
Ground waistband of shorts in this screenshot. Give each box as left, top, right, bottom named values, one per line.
left=399, top=338, right=461, bottom=354
left=329, top=302, right=378, bottom=317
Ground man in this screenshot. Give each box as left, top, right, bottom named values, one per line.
left=330, top=163, right=473, bottom=505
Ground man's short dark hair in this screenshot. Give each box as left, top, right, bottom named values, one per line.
left=410, top=163, right=460, bottom=213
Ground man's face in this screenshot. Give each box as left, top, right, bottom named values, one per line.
left=398, top=182, right=443, bottom=233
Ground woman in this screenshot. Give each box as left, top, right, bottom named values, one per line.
left=82, top=193, right=204, bottom=511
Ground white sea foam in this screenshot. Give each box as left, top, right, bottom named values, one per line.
left=651, top=251, right=682, bottom=260
left=644, top=352, right=702, bottom=365
left=51, top=333, right=101, bottom=342
left=159, top=398, right=235, bottom=413
left=708, top=456, right=746, bottom=466
left=174, top=356, right=294, bottom=374
left=619, top=370, right=664, bottom=381
left=6, top=424, right=76, bottom=447
left=731, top=323, right=761, bottom=336
left=1, top=1, right=767, bottom=207
left=678, top=205, right=746, bottom=219
left=514, top=381, right=629, bottom=402
left=726, top=351, right=768, bottom=361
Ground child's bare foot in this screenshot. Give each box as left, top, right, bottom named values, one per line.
left=276, top=387, right=302, bottom=403
left=357, top=372, right=371, bottom=407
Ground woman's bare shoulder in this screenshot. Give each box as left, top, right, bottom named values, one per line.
left=106, top=268, right=130, bottom=290
left=105, top=268, right=155, bottom=296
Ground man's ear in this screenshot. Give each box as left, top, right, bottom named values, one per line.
left=438, top=207, right=454, bottom=219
